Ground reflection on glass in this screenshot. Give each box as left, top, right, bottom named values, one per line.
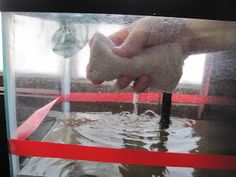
left=1, top=12, right=236, bottom=177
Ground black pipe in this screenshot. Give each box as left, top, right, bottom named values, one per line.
left=0, top=94, right=11, bottom=177
left=160, top=92, right=172, bottom=129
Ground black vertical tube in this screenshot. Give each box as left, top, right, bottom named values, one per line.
left=160, top=92, right=172, bottom=129
left=0, top=94, right=11, bottom=177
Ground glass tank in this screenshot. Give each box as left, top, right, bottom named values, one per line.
left=1, top=12, right=236, bottom=177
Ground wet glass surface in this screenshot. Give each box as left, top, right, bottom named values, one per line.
left=18, top=112, right=236, bottom=177
left=2, top=12, right=236, bottom=177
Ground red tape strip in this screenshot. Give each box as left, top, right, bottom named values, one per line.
left=10, top=92, right=236, bottom=169
left=15, top=96, right=63, bottom=140
left=15, top=92, right=236, bottom=140
left=9, top=139, right=236, bottom=170
left=64, top=92, right=236, bottom=105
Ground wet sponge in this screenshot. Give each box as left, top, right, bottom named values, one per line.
left=87, top=33, right=186, bottom=92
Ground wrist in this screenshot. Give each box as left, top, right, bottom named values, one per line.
left=176, top=19, right=196, bottom=55
left=146, top=17, right=190, bottom=47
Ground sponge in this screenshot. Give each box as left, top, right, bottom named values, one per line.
left=87, top=33, right=186, bottom=92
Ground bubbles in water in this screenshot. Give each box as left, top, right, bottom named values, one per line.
left=132, top=93, right=139, bottom=115
left=19, top=112, right=201, bottom=177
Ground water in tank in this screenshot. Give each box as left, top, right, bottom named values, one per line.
left=1, top=12, right=236, bottom=177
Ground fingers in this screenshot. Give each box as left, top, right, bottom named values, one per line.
left=91, top=75, right=150, bottom=92
left=91, top=80, right=104, bottom=85
left=109, top=28, right=129, bottom=46
left=112, top=29, right=146, bottom=58
left=116, top=75, right=150, bottom=93
left=112, top=42, right=140, bottom=58
left=116, top=75, right=132, bottom=89
left=133, top=74, right=150, bottom=93
left=89, top=24, right=145, bottom=58
left=89, top=28, right=129, bottom=47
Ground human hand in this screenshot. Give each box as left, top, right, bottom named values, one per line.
left=89, top=16, right=186, bottom=92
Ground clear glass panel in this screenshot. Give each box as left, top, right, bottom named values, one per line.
left=2, top=12, right=236, bottom=177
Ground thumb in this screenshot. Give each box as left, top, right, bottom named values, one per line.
left=112, top=30, right=145, bottom=58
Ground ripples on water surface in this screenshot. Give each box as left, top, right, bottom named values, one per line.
left=19, top=112, right=236, bottom=177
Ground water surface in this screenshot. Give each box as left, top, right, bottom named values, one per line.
left=19, top=112, right=236, bottom=177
